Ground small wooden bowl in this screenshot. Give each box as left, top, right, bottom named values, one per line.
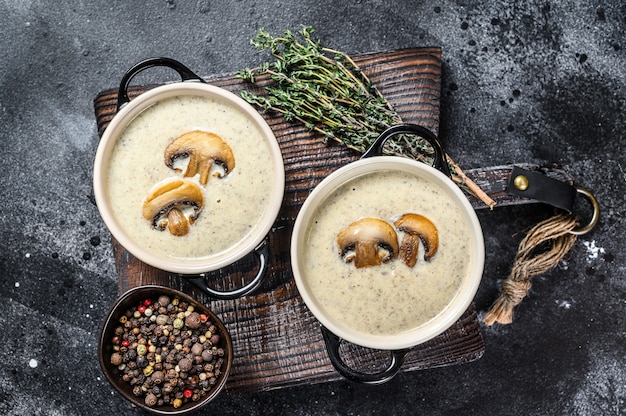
left=98, top=285, right=233, bottom=414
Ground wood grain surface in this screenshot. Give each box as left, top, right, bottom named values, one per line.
left=93, top=48, right=573, bottom=393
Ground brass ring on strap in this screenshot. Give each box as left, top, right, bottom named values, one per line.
left=569, top=186, right=600, bottom=235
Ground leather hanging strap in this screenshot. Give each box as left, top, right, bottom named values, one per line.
left=506, top=166, right=577, bottom=213
left=482, top=165, right=600, bottom=325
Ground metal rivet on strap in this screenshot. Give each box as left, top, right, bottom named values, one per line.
left=513, top=174, right=529, bottom=191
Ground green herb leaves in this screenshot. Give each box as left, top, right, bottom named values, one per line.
left=236, top=26, right=406, bottom=154
left=236, top=26, right=495, bottom=208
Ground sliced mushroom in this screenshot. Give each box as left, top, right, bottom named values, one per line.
left=164, top=130, right=236, bottom=186
left=165, top=208, right=189, bottom=236
left=394, top=213, right=439, bottom=267
left=142, top=178, right=203, bottom=236
left=337, top=218, right=399, bottom=268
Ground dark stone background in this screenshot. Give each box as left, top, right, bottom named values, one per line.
left=1, top=1, right=623, bottom=415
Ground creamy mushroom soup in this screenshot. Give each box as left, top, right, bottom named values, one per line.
left=303, top=169, right=472, bottom=336
left=106, top=94, right=275, bottom=260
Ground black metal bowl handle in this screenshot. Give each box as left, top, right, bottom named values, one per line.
left=186, top=238, right=269, bottom=300
left=321, top=325, right=412, bottom=385
left=362, top=123, right=451, bottom=177
left=116, top=57, right=206, bottom=111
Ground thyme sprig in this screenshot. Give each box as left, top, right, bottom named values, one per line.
left=236, top=26, right=495, bottom=208
left=235, top=26, right=428, bottom=158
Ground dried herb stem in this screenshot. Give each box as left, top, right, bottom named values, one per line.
left=236, top=26, right=495, bottom=208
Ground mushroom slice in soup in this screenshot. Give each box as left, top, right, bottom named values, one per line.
left=394, top=213, right=439, bottom=267
left=142, top=178, right=204, bottom=236
left=164, top=130, right=235, bottom=186
left=337, top=218, right=399, bottom=268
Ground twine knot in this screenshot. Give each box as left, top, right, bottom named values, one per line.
left=483, top=214, right=579, bottom=326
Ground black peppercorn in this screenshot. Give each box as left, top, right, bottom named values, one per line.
left=191, top=343, right=203, bottom=356
left=178, top=357, right=193, bottom=373
left=145, top=393, right=158, bottom=407
left=185, top=312, right=202, bottom=329
left=186, top=375, right=199, bottom=390
left=201, top=350, right=213, bottom=362
left=157, top=295, right=170, bottom=307
left=136, top=355, right=148, bottom=368
left=151, top=370, right=164, bottom=384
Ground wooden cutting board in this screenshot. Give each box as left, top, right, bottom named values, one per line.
left=93, top=47, right=572, bottom=393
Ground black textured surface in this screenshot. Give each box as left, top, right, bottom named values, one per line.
left=1, top=1, right=624, bottom=415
